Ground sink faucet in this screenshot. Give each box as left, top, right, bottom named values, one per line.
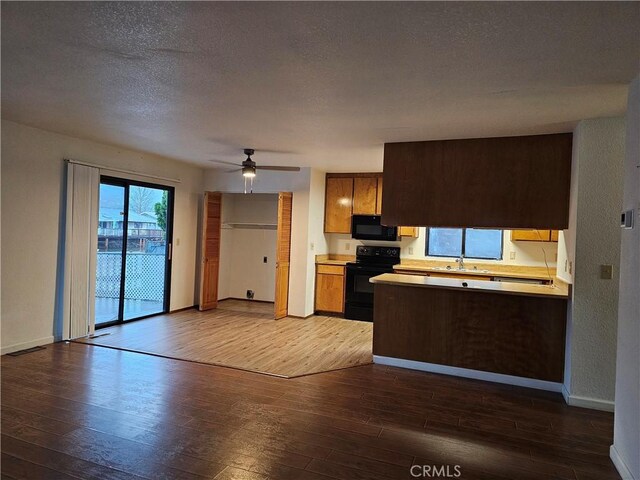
left=456, top=254, right=465, bottom=270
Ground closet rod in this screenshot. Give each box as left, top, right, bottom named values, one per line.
left=64, top=158, right=182, bottom=184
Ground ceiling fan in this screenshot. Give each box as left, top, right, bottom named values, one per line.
left=209, top=148, right=300, bottom=177
left=208, top=149, right=301, bottom=193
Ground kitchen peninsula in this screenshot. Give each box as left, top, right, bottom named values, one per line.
left=370, top=273, right=569, bottom=391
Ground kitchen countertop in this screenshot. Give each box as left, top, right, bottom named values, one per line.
left=316, top=259, right=351, bottom=266
left=315, top=254, right=355, bottom=266
left=370, top=273, right=569, bottom=299
left=393, top=261, right=554, bottom=281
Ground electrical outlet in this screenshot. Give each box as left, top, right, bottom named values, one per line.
left=345, top=242, right=351, bottom=251
left=510, top=251, right=516, bottom=260
left=408, top=247, right=414, bottom=255
left=175, top=238, right=180, bottom=246
left=263, top=256, right=267, bottom=263
left=310, top=242, right=315, bottom=251
left=246, top=290, right=255, bottom=299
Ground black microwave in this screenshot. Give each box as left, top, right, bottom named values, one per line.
left=351, top=215, right=398, bottom=241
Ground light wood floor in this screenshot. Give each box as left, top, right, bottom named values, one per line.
left=2, top=342, right=620, bottom=479
left=77, top=299, right=373, bottom=377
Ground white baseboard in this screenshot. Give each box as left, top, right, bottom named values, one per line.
left=1, top=336, right=54, bottom=355
left=373, top=355, right=563, bottom=393
left=561, top=384, right=615, bottom=412
left=610, top=445, right=637, bottom=480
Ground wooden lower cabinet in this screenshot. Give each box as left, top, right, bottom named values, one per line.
left=315, top=265, right=345, bottom=314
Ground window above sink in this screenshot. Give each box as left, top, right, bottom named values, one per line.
left=426, top=227, right=503, bottom=260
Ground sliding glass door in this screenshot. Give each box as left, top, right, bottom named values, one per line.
left=95, top=177, right=174, bottom=328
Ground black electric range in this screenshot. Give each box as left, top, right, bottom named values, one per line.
left=344, top=245, right=400, bottom=321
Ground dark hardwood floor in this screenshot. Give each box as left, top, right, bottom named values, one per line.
left=1, top=342, right=620, bottom=480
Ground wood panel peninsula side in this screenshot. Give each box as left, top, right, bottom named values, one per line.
left=371, top=274, right=569, bottom=389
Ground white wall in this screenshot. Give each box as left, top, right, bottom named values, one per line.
left=611, top=75, right=640, bottom=480
left=218, top=193, right=278, bottom=302
left=562, top=116, right=626, bottom=410
left=327, top=229, right=558, bottom=268
left=204, top=167, right=326, bottom=317
left=304, top=169, right=329, bottom=315
left=1, top=120, right=204, bottom=353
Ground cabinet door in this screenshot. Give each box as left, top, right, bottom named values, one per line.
left=398, top=226, right=419, bottom=238
left=315, top=271, right=345, bottom=313
left=376, top=177, right=383, bottom=215
left=353, top=177, right=378, bottom=215
left=511, top=229, right=551, bottom=242
left=324, top=177, right=353, bottom=233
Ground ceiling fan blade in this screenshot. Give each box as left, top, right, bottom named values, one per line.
left=207, top=159, right=242, bottom=167
left=255, top=166, right=301, bottom=172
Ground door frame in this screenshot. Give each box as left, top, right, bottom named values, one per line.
left=96, top=176, right=175, bottom=328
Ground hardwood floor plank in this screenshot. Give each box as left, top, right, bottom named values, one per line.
left=1, top=435, right=146, bottom=480
left=1, top=453, right=80, bottom=480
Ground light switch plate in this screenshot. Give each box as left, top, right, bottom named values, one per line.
left=600, top=264, right=613, bottom=280
left=408, top=247, right=414, bottom=255
left=510, top=251, right=516, bottom=260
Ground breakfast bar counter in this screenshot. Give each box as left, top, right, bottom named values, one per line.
left=370, top=273, right=568, bottom=388
left=371, top=273, right=569, bottom=298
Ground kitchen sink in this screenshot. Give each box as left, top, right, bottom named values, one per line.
left=428, top=267, right=490, bottom=273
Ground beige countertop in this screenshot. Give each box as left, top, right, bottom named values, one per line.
left=370, top=273, right=570, bottom=299
left=315, top=254, right=355, bottom=266
left=316, top=259, right=350, bottom=266
left=393, top=260, right=555, bottom=281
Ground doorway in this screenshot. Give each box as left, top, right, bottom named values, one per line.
left=95, top=177, right=174, bottom=328
left=199, top=192, right=292, bottom=318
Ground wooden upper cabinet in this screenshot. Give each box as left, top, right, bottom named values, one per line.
left=324, top=177, right=353, bottom=233
left=381, top=133, right=573, bottom=229
left=353, top=177, right=378, bottom=215
left=511, top=229, right=559, bottom=242
left=398, top=226, right=419, bottom=238
left=511, top=229, right=551, bottom=242
left=376, top=177, right=383, bottom=215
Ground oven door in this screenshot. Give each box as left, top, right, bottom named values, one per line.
left=345, top=264, right=390, bottom=305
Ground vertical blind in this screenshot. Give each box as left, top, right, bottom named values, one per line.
left=62, top=163, right=100, bottom=339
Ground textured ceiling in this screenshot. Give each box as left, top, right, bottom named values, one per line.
left=2, top=2, right=639, bottom=171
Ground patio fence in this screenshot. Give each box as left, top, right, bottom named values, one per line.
left=96, top=252, right=165, bottom=302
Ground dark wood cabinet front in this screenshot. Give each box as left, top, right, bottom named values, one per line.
left=381, top=133, right=572, bottom=229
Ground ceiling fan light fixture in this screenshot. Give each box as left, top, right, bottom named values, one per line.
left=242, top=165, right=256, bottom=178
